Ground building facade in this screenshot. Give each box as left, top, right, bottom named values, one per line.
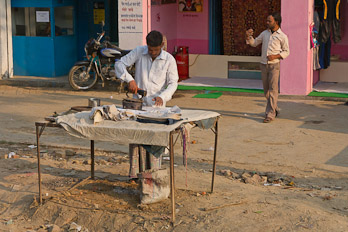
left=1, top=0, right=347, bottom=95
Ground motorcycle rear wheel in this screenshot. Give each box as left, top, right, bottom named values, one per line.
left=68, top=65, right=98, bottom=90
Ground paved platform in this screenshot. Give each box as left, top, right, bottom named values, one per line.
left=1, top=75, right=347, bottom=102
left=0, top=75, right=121, bottom=91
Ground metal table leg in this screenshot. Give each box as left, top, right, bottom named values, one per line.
left=211, top=120, right=218, bottom=193
left=169, top=131, right=175, bottom=223
left=91, top=140, right=95, bottom=180
left=35, top=123, right=49, bottom=204
left=36, top=125, right=42, bottom=204
left=35, top=121, right=61, bottom=204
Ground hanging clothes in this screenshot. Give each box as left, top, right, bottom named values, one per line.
left=313, top=11, right=321, bottom=70
left=316, top=3, right=333, bottom=69
left=319, top=0, right=341, bottom=43
left=319, top=37, right=331, bottom=69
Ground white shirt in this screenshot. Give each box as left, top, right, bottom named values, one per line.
left=115, top=46, right=179, bottom=106
left=246, top=28, right=290, bottom=64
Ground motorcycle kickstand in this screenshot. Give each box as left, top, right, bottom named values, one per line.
left=98, top=74, right=105, bottom=88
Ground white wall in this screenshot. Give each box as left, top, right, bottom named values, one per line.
left=189, top=54, right=261, bottom=78
left=0, top=0, right=13, bottom=79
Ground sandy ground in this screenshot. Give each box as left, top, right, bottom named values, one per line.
left=0, top=85, right=348, bottom=231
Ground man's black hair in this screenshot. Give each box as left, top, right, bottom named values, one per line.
left=271, top=12, right=282, bottom=27
left=146, top=30, right=163, bottom=47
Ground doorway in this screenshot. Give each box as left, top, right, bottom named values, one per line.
left=76, top=0, right=118, bottom=60
left=313, top=0, right=348, bottom=94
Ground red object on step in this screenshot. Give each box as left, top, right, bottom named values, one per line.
left=174, top=46, right=189, bottom=81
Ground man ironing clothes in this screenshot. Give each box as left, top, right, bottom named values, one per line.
left=115, top=30, right=179, bottom=178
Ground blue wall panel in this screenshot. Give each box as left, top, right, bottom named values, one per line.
left=13, top=37, right=55, bottom=76
left=54, top=36, right=77, bottom=76
left=12, top=0, right=53, bottom=7
left=12, top=0, right=74, bottom=7
left=209, top=0, right=223, bottom=55
left=76, top=0, right=90, bottom=60
left=12, top=37, right=27, bottom=75
left=76, top=0, right=109, bottom=60
left=52, top=0, right=75, bottom=7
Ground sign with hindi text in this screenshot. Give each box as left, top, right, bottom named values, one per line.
left=118, top=0, right=143, bottom=50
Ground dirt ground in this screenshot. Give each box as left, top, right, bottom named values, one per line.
left=0, top=85, right=348, bottom=232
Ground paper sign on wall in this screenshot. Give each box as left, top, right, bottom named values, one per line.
left=93, top=2, right=105, bottom=24
left=118, top=0, right=143, bottom=50
left=36, top=11, right=50, bottom=22
left=94, top=9, right=105, bottom=24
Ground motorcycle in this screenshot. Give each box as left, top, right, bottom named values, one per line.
left=68, top=23, right=133, bottom=90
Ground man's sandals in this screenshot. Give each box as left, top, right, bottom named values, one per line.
left=263, top=110, right=279, bottom=123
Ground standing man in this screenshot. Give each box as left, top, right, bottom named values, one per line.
left=246, top=12, right=290, bottom=123
left=115, top=30, right=179, bottom=178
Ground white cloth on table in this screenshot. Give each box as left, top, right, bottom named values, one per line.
left=56, top=109, right=220, bottom=146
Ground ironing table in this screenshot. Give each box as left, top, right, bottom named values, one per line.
left=35, top=109, right=220, bottom=223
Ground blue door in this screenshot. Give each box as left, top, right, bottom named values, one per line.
left=12, top=0, right=77, bottom=77
left=209, top=0, right=222, bottom=55
left=76, top=0, right=118, bottom=60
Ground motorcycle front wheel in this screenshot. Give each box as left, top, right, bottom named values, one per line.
left=68, top=65, right=98, bottom=90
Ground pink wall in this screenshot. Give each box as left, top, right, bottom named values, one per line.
left=151, top=3, right=178, bottom=52
left=313, top=70, right=320, bottom=84
left=142, top=1, right=151, bottom=45
left=176, top=1, right=209, bottom=54
left=280, top=0, right=313, bottom=95
left=331, top=1, right=348, bottom=60
left=150, top=1, right=209, bottom=54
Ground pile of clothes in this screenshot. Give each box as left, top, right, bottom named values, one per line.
left=89, top=105, right=182, bottom=125
left=89, top=105, right=136, bottom=124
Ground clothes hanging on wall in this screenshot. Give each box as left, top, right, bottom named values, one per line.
left=319, top=0, right=341, bottom=43
left=313, top=47, right=321, bottom=70
left=315, top=1, right=339, bottom=69
left=315, top=0, right=324, bottom=8
left=313, top=11, right=321, bottom=70
left=319, top=37, right=331, bottom=69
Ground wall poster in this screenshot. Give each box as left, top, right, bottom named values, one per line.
left=179, top=0, right=203, bottom=12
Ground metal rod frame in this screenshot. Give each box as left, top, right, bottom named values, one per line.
left=169, top=119, right=219, bottom=223
left=35, top=122, right=95, bottom=204
left=91, top=140, right=95, bottom=180
left=35, top=118, right=219, bottom=223
left=36, top=125, right=42, bottom=204
left=211, top=120, right=218, bottom=193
